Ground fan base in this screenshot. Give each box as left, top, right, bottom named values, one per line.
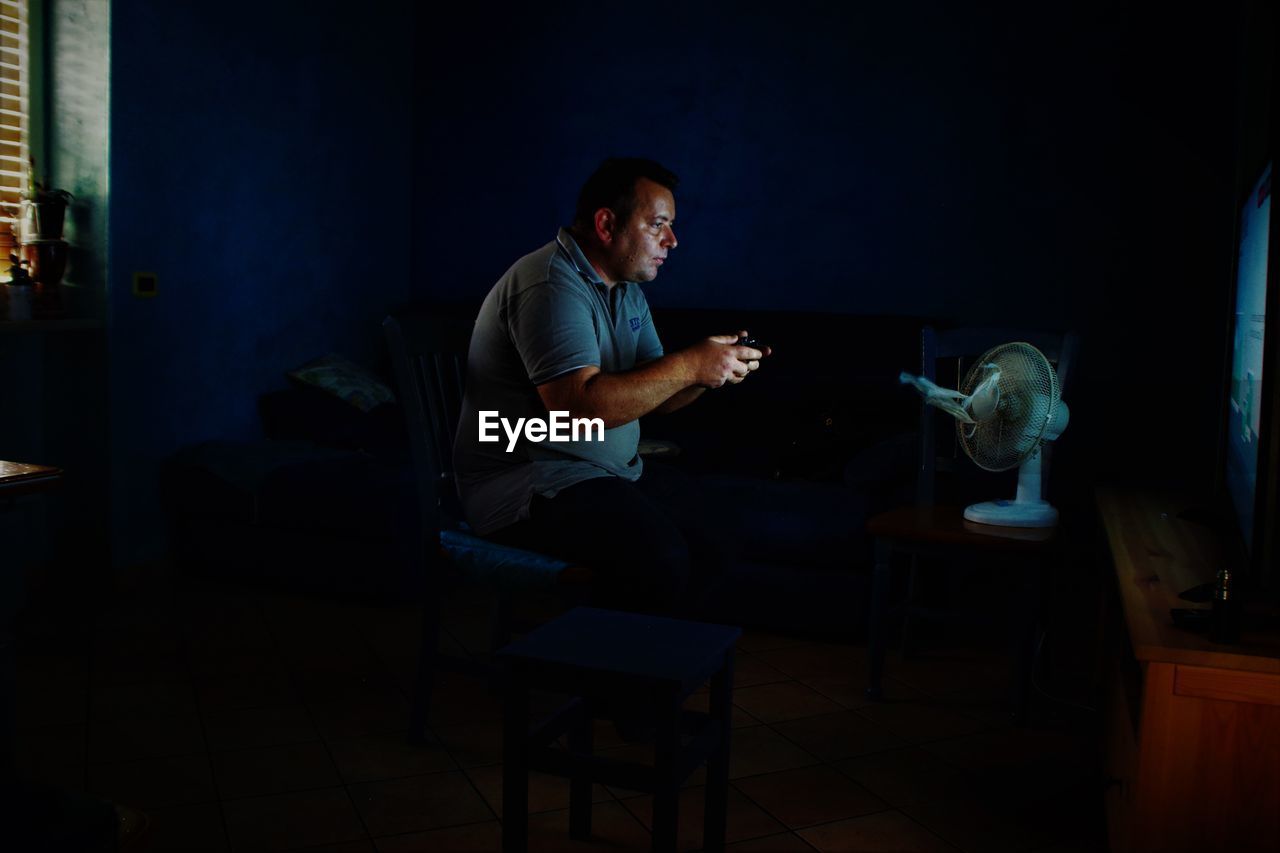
left=964, top=499, right=1059, bottom=528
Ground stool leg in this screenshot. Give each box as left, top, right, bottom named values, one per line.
left=502, top=672, right=529, bottom=853
left=568, top=700, right=593, bottom=840
left=652, top=691, right=681, bottom=853
left=866, top=538, right=892, bottom=700
left=703, top=651, right=734, bottom=853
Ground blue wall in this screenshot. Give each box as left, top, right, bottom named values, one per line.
left=413, top=0, right=1243, bottom=490
left=413, top=1, right=1234, bottom=323
left=108, top=0, right=413, bottom=563
left=99, top=0, right=1247, bottom=563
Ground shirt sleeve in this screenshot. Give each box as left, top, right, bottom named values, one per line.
left=509, top=281, right=601, bottom=385
left=634, top=292, right=664, bottom=363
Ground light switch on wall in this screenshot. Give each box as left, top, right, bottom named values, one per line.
left=132, top=272, right=158, bottom=298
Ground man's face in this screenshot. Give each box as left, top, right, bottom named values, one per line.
left=604, top=178, right=678, bottom=283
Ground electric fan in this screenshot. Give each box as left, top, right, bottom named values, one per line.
left=900, top=341, right=1070, bottom=528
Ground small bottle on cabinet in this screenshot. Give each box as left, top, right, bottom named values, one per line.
left=1210, top=567, right=1240, bottom=643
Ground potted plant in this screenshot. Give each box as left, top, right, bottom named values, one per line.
left=13, top=159, right=73, bottom=243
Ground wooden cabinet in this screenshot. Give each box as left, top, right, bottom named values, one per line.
left=1098, top=489, right=1280, bottom=853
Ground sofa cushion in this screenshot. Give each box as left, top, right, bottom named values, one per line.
left=440, top=528, right=571, bottom=592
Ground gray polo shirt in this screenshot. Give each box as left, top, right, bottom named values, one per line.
left=453, top=228, right=664, bottom=535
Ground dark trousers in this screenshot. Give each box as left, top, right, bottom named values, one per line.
left=489, top=463, right=734, bottom=616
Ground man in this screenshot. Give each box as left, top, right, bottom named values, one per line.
left=454, top=158, right=768, bottom=614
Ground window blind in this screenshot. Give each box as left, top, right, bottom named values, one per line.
left=0, top=0, right=28, bottom=267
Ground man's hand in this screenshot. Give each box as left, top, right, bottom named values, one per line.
left=536, top=330, right=771, bottom=428
left=687, top=331, right=769, bottom=388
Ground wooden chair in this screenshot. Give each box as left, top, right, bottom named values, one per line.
left=864, top=325, right=1079, bottom=724
left=383, top=313, right=591, bottom=743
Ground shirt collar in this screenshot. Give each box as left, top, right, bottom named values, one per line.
left=556, top=227, right=627, bottom=293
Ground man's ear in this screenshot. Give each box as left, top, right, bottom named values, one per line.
left=593, top=208, right=616, bottom=245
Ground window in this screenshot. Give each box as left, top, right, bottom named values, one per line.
left=0, top=0, right=32, bottom=270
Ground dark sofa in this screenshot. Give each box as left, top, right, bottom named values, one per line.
left=161, top=308, right=925, bottom=633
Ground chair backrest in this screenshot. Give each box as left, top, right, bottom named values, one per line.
left=916, top=325, right=1079, bottom=507
left=383, top=313, right=473, bottom=533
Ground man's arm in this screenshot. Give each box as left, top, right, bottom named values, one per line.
left=537, top=336, right=764, bottom=429
left=652, top=385, right=707, bottom=415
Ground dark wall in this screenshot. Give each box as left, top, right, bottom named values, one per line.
left=414, top=0, right=1247, bottom=492
left=108, top=0, right=413, bottom=564
left=94, top=0, right=1255, bottom=564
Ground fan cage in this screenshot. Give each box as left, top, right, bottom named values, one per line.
left=956, top=342, right=1060, bottom=472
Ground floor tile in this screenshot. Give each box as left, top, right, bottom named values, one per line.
left=852, top=695, right=988, bottom=744
left=91, top=680, right=198, bottom=720
left=185, top=617, right=276, bottom=657
left=751, top=641, right=867, bottom=681
left=309, top=689, right=413, bottom=741
left=884, top=647, right=1010, bottom=696
left=202, top=704, right=320, bottom=752
left=732, top=653, right=792, bottom=688
left=620, top=784, right=787, bottom=851
left=222, top=786, right=366, bottom=852
left=211, top=741, right=340, bottom=800
left=770, top=710, right=906, bottom=761
left=732, top=681, right=845, bottom=724
left=373, top=820, right=503, bottom=852
left=797, top=809, right=956, bottom=852
left=188, top=648, right=291, bottom=682
left=348, top=769, right=494, bottom=836
left=728, top=725, right=821, bottom=779
left=733, top=764, right=886, bottom=829
left=724, top=832, right=815, bottom=851
left=898, top=791, right=1055, bottom=853
left=422, top=670, right=505, bottom=727
left=88, top=714, right=206, bottom=763
left=801, top=673, right=927, bottom=710
left=197, top=670, right=300, bottom=714
left=15, top=723, right=86, bottom=770
left=15, top=672, right=88, bottom=728
left=87, top=753, right=217, bottom=809
left=524, top=800, right=653, bottom=851
left=18, top=760, right=85, bottom=792
left=327, top=731, right=455, bottom=784
left=91, top=633, right=187, bottom=686
left=432, top=718, right=505, bottom=768
left=922, top=727, right=1094, bottom=799
left=683, top=689, right=762, bottom=728
left=834, top=747, right=969, bottom=808
left=144, top=802, right=230, bottom=852
left=464, top=763, right=612, bottom=816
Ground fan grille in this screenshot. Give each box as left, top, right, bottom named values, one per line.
left=957, top=342, right=1059, bottom=471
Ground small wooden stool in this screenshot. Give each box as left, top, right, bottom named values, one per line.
left=496, top=607, right=740, bottom=853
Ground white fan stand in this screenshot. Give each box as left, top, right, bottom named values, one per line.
left=963, top=446, right=1058, bottom=527
left=964, top=400, right=1070, bottom=529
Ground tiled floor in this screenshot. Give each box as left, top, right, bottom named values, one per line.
left=13, top=573, right=1107, bottom=851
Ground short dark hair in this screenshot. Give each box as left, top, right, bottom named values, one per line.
left=572, top=157, right=679, bottom=233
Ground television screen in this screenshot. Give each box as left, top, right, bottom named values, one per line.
left=1226, top=161, right=1272, bottom=553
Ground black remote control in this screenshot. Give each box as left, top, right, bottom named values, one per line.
left=737, top=334, right=765, bottom=351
